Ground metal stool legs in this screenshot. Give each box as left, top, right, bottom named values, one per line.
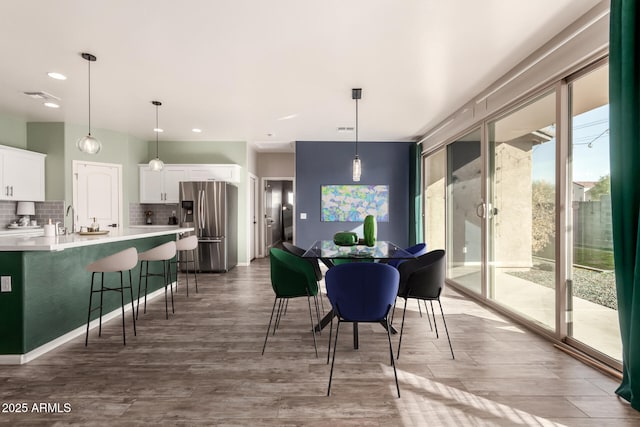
left=85, top=270, right=137, bottom=346
left=137, top=259, right=175, bottom=320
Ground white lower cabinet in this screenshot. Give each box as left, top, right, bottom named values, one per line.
left=0, top=146, right=46, bottom=201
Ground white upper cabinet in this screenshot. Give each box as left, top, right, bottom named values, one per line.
left=0, top=145, right=46, bottom=201
left=186, top=164, right=241, bottom=182
left=139, top=164, right=240, bottom=203
left=139, top=165, right=188, bottom=203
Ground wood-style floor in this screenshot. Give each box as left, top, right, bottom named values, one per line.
left=1, top=257, right=638, bottom=426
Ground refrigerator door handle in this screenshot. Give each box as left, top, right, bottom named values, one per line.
left=199, top=190, right=205, bottom=230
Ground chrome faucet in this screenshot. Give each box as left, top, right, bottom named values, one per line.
left=66, top=205, right=75, bottom=234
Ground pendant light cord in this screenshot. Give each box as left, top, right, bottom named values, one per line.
left=155, top=104, right=159, bottom=157
left=87, top=59, right=91, bottom=136
left=355, top=97, right=359, bottom=157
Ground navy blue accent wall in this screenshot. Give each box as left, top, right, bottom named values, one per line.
left=295, top=141, right=413, bottom=249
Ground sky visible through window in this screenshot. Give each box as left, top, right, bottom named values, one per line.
left=532, top=104, right=610, bottom=183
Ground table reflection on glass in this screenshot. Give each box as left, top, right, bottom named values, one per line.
left=302, top=240, right=415, bottom=261
left=302, top=240, right=416, bottom=348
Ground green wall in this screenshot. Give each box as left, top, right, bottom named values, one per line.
left=26, top=122, right=65, bottom=200
left=25, top=122, right=147, bottom=226
left=0, top=113, right=27, bottom=149
left=64, top=124, right=148, bottom=226
left=150, top=140, right=249, bottom=264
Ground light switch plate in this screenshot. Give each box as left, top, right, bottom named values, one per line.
left=300, top=213, right=307, bottom=220
left=0, top=276, right=11, bottom=292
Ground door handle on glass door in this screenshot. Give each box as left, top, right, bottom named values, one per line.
left=475, top=202, right=486, bottom=218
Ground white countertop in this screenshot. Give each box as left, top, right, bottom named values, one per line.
left=0, top=226, right=193, bottom=252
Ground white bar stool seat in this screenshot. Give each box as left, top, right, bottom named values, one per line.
left=84, top=247, right=138, bottom=346
left=173, top=235, right=199, bottom=296
left=137, top=241, right=177, bottom=319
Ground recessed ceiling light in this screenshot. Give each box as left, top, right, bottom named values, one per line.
left=192, top=128, right=202, bottom=133
left=153, top=128, right=164, bottom=132
left=47, top=72, right=67, bottom=80
left=44, top=102, right=60, bottom=108
left=277, top=113, right=298, bottom=121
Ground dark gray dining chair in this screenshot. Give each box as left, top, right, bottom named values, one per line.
left=396, top=250, right=454, bottom=359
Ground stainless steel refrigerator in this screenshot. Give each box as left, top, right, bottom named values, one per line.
left=179, top=181, right=238, bottom=272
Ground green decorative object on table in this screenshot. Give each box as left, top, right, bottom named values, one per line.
left=333, top=231, right=358, bottom=246
left=363, top=214, right=377, bottom=247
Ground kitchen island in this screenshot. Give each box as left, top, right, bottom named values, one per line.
left=0, top=227, right=192, bottom=363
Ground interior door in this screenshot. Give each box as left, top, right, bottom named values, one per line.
left=73, top=161, right=122, bottom=231
left=250, top=175, right=257, bottom=260
left=264, top=181, right=274, bottom=252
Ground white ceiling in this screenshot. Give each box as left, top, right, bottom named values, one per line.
left=0, top=0, right=603, bottom=152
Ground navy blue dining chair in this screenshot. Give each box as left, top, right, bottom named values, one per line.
left=387, top=243, right=427, bottom=269
left=325, top=262, right=401, bottom=397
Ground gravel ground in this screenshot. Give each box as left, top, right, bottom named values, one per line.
left=507, top=262, right=617, bottom=310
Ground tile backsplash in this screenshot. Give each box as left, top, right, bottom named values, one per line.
left=130, top=203, right=179, bottom=226
left=0, top=200, right=65, bottom=227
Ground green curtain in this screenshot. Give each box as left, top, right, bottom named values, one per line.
left=408, top=143, right=423, bottom=246
left=610, top=0, right=640, bottom=409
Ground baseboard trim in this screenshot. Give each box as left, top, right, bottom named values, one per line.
left=0, top=283, right=176, bottom=365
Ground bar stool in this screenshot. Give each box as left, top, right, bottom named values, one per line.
left=84, top=247, right=138, bottom=346
left=137, top=241, right=177, bottom=320
left=173, top=235, right=198, bottom=296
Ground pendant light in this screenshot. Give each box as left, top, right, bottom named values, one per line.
left=352, top=88, right=362, bottom=182
left=76, top=53, right=102, bottom=154
left=148, top=101, right=164, bottom=171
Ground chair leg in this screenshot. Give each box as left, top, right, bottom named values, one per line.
left=386, top=315, right=401, bottom=398
left=326, top=316, right=333, bottom=364
left=418, top=299, right=423, bottom=317
left=128, top=270, right=136, bottom=336
left=274, top=298, right=285, bottom=333
left=164, top=261, right=169, bottom=320
left=327, top=320, right=341, bottom=396
left=191, top=249, right=199, bottom=293
left=313, top=295, right=322, bottom=335
left=98, top=272, right=104, bottom=337
left=397, top=298, right=408, bottom=359
left=438, top=299, right=455, bottom=359
left=168, top=260, right=175, bottom=314
left=262, top=297, right=278, bottom=355
left=119, top=271, right=126, bottom=345
left=424, top=300, right=433, bottom=331
left=183, top=252, right=189, bottom=297
left=390, top=299, right=396, bottom=325
left=306, top=294, right=318, bottom=357
left=430, top=300, right=439, bottom=338
left=136, top=261, right=144, bottom=319
left=85, top=272, right=96, bottom=346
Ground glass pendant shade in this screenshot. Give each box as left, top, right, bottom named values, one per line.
left=148, top=157, right=164, bottom=171
left=77, top=134, right=101, bottom=154
left=352, top=156, right=361, bottom=182
left=149, top=100, right=164, bottom=171
left=78, top=53, right=102, bottom=154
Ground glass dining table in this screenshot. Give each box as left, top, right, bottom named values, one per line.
left=302, top=240, right=416, bottom=349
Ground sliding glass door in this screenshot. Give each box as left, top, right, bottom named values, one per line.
left=487, top=91, right=557, bottom=330
left=568, top=63, right=621, bottom=361
left=446, top=129, right=482, bottom=294
left=422, top=59, right=620, bottom=368
left=424, top=148, right=446, bottom=251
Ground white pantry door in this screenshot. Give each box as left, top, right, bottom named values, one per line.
left=73, top=161, right=122, bottom=231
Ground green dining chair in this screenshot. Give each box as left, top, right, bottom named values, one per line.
left=262, top=248, right=321, bottom=357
